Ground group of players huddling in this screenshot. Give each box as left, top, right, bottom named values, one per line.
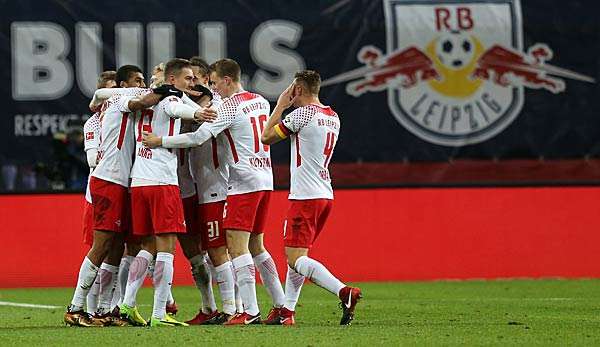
left=64, top=56, right=361, bottom=327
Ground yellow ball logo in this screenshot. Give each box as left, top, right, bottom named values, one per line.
left=426, top=32, right=484, bottom=98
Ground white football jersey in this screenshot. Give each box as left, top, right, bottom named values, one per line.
left=280, top=104, right=340, bottom=200
left=83, top=113, right=101, bottom=203
left=190, top=135, right=230, bottom=204
left=130, top=95, right=184, bottom=186
left=92, top=88, right=150, bottom=187
left=202, top=91, right=273, bottom=195
left=189, top=91, right=229, bottom=204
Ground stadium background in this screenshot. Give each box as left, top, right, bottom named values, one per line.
left=1, top=0, right=600, bottom=287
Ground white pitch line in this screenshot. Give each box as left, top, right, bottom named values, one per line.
left=0, top=301, right=61, bottom=309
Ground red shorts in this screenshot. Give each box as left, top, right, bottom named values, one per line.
left=90, top=176, right=129, bottom=233
left=82, top=200, right=94, bottom=246
left=182, top=194, right=199, bottom=235
left=131, top=185, right=186, bottom=236
left=198, top=201, right=227, bottom=249
left=223, top=191, right=271, bottom=233
left=283, top=199, right=333, bottom=249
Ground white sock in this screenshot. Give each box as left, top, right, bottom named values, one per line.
left=116, top=256, right=134, bottom=306
left=152, top=252, right=174, bottom=319
left=284, top=265, right=305, bottom=311
left=214, top=261, right=236, bottom=315
left=167, top=289, right=175, bottom=305
left=86, top=277, right=100, bottom=314
left=110, top=285, right=120, bottom=311
left=231, top=262, right=244, bottom=313
left=232, top=254, right=259, bottom=316
left=123, top=250, right=153, bottom=307
left=190, top=254, right=217, bottom=313
left=96, top=263, right=119, bottom=315
left=253, top=251, right=285, bottom=308
left=70, top=257, right=99, bottom=311
left=294, top=256, right=345, bottom=296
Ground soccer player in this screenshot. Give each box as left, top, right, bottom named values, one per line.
left=143, top=58, right=285, bottom=325
left=83, top=70, right=116, bottom=315
left=185, top=57, right=242, bottom=324
left=260, top=70, right=362, bottom=325
left=119, top=58, right=217, bottom=327
left=64, top=65, right=166, bottom=327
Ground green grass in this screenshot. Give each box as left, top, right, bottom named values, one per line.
left=2, top=280, right=600, bottom=345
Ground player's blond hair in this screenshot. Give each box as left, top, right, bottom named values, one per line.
left=151, top=63, right=165, bottom=88
left=96, top=70, right=116, bottom=89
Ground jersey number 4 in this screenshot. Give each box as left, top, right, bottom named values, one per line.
left=323, top=132, right=336, bottom=167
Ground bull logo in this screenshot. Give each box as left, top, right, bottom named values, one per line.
left=321, top=0, right=595, bottom=146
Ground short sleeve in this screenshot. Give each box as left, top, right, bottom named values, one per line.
left=281, top=106, right=315, bottom=133
left=112, top=88, right=151, bottom=112
left=83, top=114, right=100, bottom=151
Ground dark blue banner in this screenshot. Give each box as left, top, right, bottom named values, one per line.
left=1, top=0, right=599, bottom=191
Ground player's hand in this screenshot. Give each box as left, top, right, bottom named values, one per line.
left=152, top=84, right=184, bottom=100
left=276, top=83, right=298, bottom=110
left=194, top=106, right=218, bottom=123
left=142, top=131, right=162, bottom=148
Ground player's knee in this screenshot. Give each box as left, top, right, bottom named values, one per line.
left=208, top=247, right=229, bottom=266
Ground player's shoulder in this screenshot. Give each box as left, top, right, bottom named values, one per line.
left=307, top=103, right=338, bottom=118
left=159, top=94, right=183, bottom=106
left=83, top=113, right=100, bottom=130
left=108, top=87, right=151, bottom=102
left=224, top=91, right=266, bottom=107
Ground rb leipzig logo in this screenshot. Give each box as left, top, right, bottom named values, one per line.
left=322, top=0, right=595, bottom=146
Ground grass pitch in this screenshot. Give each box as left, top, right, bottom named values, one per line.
left=1, top=280, right=600, bottom=345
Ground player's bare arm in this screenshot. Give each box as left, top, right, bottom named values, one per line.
left=126, top=93, right=163, bottom=112
left=262, top=83, right=298, bottom=145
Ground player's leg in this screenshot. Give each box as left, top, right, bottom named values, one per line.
left=65, top=178, right=127, bottom=326
left=225, top=230, right=261, bottom=324
left=118, top=187, right=154, bottom=326
left=285, top=200, right=361, bottom=325
left=114, top=241, right=139, bottom=310
left=178, top=232, right=216, bottom=319
left=91, top=234, right=128, bottom=326
left=189, top=201, right=234, bottom=324
left=147, top=185, right=188, bottom=327
left=200, top=246, right=236, bottom=324
left=249, top=233, right=285, bottom=320
left=249, top=191, right=285, bottom=322
left=119, top=236, right=154, bottom=326
left=222, top=192, right=270, bottom=325
left=65, top=229, right=116, bottom=326
left=82, top=201, right=99, bottom=315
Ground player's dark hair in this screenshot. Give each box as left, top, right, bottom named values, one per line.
left=96, top=70, right=116, bottom=89
left=209, top=59, right=241, bottom=82
left=164, top=58, right=193, bottom=79
left=115, top=65, right=143, bottom=86
left=295, top=70, right=321, bottom=95
left=189, top=56, right=210, bottom=77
